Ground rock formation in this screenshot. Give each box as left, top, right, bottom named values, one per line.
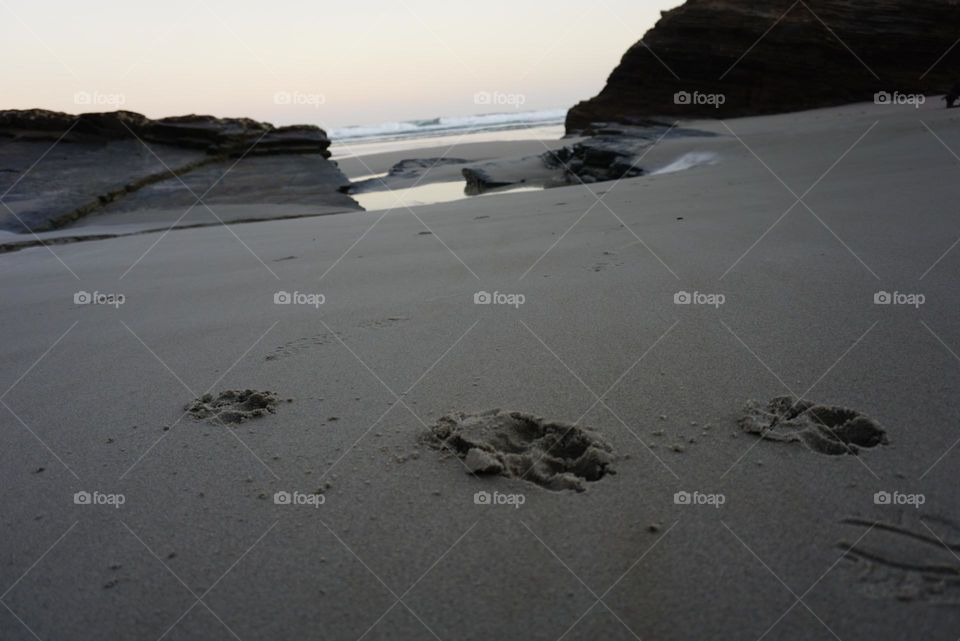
left=0, top=109, right=332, bottom=156
left=0, top=110, right=356, bottom=232
left=461, top=122, right=715, bottom=193
left=567, top=0, right=960, bottom=131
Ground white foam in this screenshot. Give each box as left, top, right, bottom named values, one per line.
left=650, top=152, right=719, bottom=176
left=330, top=109, right=567, bottom=142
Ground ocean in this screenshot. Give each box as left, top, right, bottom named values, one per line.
left=328, top=108, right=567, bottom=158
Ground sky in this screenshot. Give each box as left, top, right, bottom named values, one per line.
left=1, top=0, right=682, bottom=128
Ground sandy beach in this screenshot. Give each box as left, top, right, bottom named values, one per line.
left=3, top=98, right=959, bottom=640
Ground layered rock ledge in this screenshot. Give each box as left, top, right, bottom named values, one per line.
left=0, top=110, right=357, bottom=232
left=0, top=109, right=332, bottom=157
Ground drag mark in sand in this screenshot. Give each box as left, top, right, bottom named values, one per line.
left=428, top=409, right=615, bottom=491
left=738, top=396, right=887, bottom=455
left=185, top=389, right=282, bottom=424
left=839, top=517, right=960, bottom=603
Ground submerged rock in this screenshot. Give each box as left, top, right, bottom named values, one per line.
left=341, top=157, right=472, bottom=194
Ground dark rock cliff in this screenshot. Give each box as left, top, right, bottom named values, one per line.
left=567, top=0, right=960, bottom=131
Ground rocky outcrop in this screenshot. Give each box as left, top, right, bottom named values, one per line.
left=340, top=157, right=473, bottom=195
left=461, top=138, right=645, bottom=194
left=0, top=110, right=355, bottom=232
left=0, top=109, right=332, bottom=157
left=567, top=0, right=960, bottom=131
left=461, top=122, right=715, bottom=193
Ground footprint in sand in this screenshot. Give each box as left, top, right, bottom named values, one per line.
left=266, top=320, right=406, bottom=361
left=358, top=316, right=408, bottom=329
left=738, top=396, right=887, bottom=455
left=185, top=389, right=281, bottom=424
left=265, top=334, right=332, bottom=361
left=839, top=516, right=960, bottom=603
left=428, top=409, right=615, bottom=492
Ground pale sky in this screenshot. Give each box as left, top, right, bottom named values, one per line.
left=1, top=0, right=681, bottom=128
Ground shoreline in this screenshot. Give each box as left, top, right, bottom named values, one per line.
left=2, top=99, right=935, bottom=250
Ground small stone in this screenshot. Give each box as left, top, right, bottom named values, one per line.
left=672, top=444, right=686, bottom=453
